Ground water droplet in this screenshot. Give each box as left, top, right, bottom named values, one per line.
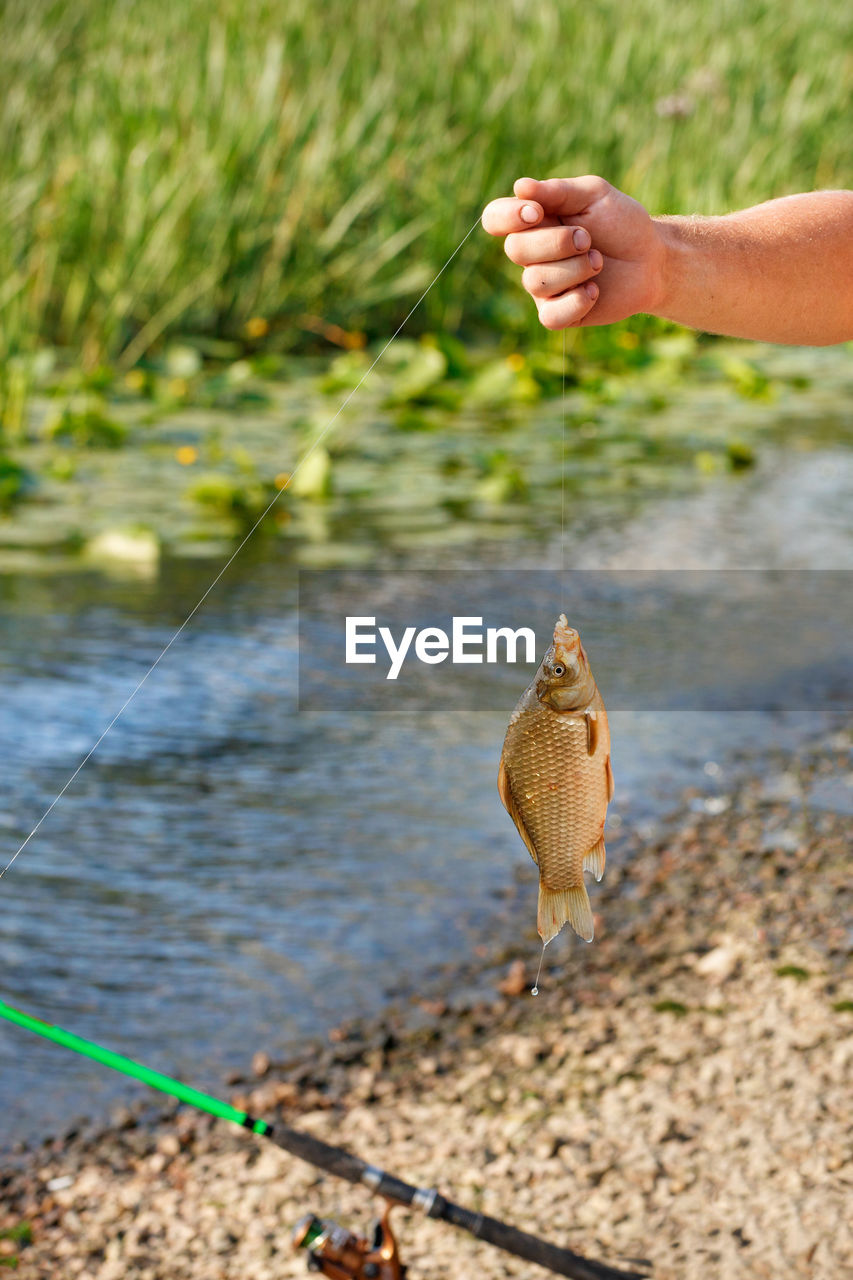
left=531, top=987, right=539, bottom=997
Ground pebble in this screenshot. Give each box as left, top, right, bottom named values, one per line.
left=695, top=944, right=739, bottom=983
left=251, top=1052, right=271, bottom=1079
left=45, top=1175, right=74, bottom=1193
left=497, top=959, right=528, bottom=997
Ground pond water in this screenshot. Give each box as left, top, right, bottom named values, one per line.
left=0, top=430, right=851, bottom=1148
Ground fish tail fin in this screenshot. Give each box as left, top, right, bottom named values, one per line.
left=583, top=837, right=606, bottom=883
left=537, top=884, right=594, bottom=945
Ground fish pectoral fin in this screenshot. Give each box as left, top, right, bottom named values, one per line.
left=497, top=758, right=538, bottom=866
left=605, top=754, right=615, bottom=802
left=538, top=883, right=594, bottom=944
left=583, top=837, right=606, bottom=883
left=585, top=710, right=598, bottom=756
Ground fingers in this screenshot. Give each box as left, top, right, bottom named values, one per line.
left=522, top=250, right=603, bottom=299
left=537, top=282, right=600, bottom=330
left=513, top=175, right=611, bottom=218
left=483, top=175, right=612, bottom=238
left=482, top=176, right=613, bottom=330
left=481, top=196, right=545, bottom=236
left=504, top=223, right=592, bottom=266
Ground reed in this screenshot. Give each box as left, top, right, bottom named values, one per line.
left=1, top=0, right=851, bottom=367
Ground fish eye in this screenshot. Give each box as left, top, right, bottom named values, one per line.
left=552, top=664, right=565, bottom=677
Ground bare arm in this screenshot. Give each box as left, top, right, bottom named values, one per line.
left=654, top=192, right=853, bottom=345
left=482, top=178, right=853, bottom=346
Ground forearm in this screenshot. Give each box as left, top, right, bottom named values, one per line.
left=651, top=191, right=853, bottom=345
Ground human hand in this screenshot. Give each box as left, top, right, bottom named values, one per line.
left=482, top=176, right=666, bottom=329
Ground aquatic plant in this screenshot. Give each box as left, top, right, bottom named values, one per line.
left=0, top=456, right=31, bottom=512
left=45, top=400, right=126, bottom=449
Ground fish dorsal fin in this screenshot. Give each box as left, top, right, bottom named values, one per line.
left=497, top=758, right=539, bottom=867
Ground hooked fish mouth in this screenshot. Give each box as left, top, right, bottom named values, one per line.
left=553, top=614, right=582, bottom=669
left=554, top=612, right=579, bottom=644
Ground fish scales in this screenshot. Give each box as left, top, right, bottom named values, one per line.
left=498, top=615, right=613, bottom=945
left=502, top=697, right=609, bottom=889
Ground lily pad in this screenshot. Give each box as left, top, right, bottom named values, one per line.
left=289, top=445, right=332, bottom=498
left=466, top=358, right=540, bottom=407
left=45, top=400, right=126, bottom=449
left=384, top=342, right=447, bottom=405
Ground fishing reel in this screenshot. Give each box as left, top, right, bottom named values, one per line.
left=293, top=1199, right=406, bottom=1280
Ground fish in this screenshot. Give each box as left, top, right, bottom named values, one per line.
left=498, top=614, right=613, bottom=945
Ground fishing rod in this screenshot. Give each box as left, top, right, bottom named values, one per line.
left=1, top=1001, right=648, bottom=1280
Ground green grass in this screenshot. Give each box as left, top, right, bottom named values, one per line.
left=775, top=965, right=811, bottom=982
left=0, top=1221, right=31, bottom=1269
left=1, top=0, right=852, bottom=372
left=653, top=1000, right=689, bottom=1016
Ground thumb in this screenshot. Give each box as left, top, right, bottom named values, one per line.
left=514, top=175, right=609, bottom=218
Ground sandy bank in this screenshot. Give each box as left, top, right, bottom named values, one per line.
left=2, top=731, right=851, bottom=1280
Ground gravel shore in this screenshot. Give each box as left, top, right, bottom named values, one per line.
left=2, top=731, right=851, bottom=1280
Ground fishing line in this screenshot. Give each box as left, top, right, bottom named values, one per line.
left=531, top=329, right=569, bottom=999
left=0, top=215, right=483, bottom=883
left=524, top=325, right=571, bottom=997
left=531, top=942, right=546, bottom=997
left=561, top=326, right=567, bottom=605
